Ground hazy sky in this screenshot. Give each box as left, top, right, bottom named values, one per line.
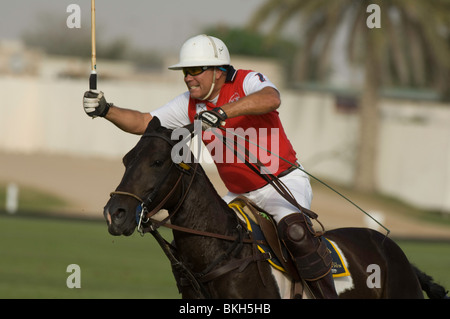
left=0, top=0, right=265, bottom=53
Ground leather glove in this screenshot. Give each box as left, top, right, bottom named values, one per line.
left=196, top=107, right=227, bottom=131
left=83, top=90, right=111, bottom=118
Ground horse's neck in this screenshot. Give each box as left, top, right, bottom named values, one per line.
left=170, top=169, right=237, bottom=268
left=172, top=169, right=233, bottom=233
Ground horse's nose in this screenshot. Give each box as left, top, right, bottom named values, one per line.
left=104, top=204, right=127, bottom=224
left=103, top=207, right=112, bottom=225
left=109, top=208, right=127, bottom=223
left=112, top=208, right=126, bottom=221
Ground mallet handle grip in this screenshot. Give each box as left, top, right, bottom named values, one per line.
left=90, top=0, right=97, bottom=90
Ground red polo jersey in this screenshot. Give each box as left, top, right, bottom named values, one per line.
left=188, top=69, right=297, bottom=193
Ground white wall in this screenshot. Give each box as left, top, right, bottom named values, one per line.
left=0, top=76, right=185, bottom=158
left=1, top=57, right=449, bottom=213
left=377, top=101, right=450, bottom=211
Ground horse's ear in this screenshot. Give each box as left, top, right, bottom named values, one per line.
left=145, top=116, right=161, bottom=133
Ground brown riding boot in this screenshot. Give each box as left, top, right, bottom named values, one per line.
left=306, top=270, right=338, bottom=299
left=278, top=213, right=339, bottom=299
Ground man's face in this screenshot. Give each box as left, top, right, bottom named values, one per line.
left=184, top=68, right=214, bottom=100
left=183, top=67, right=223, bottom=101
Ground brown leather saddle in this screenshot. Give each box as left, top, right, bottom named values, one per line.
left=229, top=196, right=302, bottom=280
left=229, top=196, right=350, bottom=281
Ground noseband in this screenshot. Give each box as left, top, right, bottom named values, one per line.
left=110, top=132, right=195, bottom=235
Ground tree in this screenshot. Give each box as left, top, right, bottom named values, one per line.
left=249, top=0, right=450, bottom=192
left=204, top=26, right=297, bottom=77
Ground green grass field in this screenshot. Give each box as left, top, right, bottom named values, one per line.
left=0, top=183, right=70, bottom=213
left=395, top=240, right=450, bottom=291
left=1, top=213, right=449, bottom=299
left=0, top=214, right=179, bottom=299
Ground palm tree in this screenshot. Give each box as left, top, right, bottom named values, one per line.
left=249, top=0, right=450, bottom=192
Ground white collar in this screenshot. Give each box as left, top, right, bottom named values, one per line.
left=208, top=95, right=219, bottom=105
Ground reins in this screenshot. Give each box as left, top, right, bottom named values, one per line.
left=211, top=127, right=327, bottom=235
left=216, top=126, right=391, bottom=237
left=110, top=159, right=263, bottom=245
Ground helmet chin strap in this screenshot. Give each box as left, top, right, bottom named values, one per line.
left=201, top=68, right=216, bottom=101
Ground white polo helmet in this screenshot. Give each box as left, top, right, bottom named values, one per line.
left=168, top=34, right=230, bottom=70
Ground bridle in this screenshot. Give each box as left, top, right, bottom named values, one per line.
left=109, top=131, right=255, bottom=242
left=109, top=131, right=194, bottom=235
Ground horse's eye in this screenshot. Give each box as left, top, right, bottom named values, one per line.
left=151, top=160, right=164, bottom=167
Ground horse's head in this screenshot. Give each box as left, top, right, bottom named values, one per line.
left=103, top=117, right=188, bottom=236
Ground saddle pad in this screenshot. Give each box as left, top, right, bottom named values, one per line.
left=229, top=202, right=286, bottom=272
left=229, top=201, right=350, bottom=278
left=324, top=238, right=350, bottom=278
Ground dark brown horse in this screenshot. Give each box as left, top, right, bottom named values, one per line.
left=103, top=117, right=448, bottom=299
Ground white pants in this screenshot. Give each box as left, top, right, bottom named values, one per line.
left=222, top=166, right=313, bottom=224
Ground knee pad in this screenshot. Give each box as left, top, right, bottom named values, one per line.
left=278, top=213, right=332, bottom=280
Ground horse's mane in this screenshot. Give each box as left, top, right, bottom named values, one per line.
left=123, top=117, right=176, bottom=166
left=139, top=117, right=231, bottom=212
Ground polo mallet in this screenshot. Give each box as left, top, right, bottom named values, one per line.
left=89, top=0, right=97, bottom=90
